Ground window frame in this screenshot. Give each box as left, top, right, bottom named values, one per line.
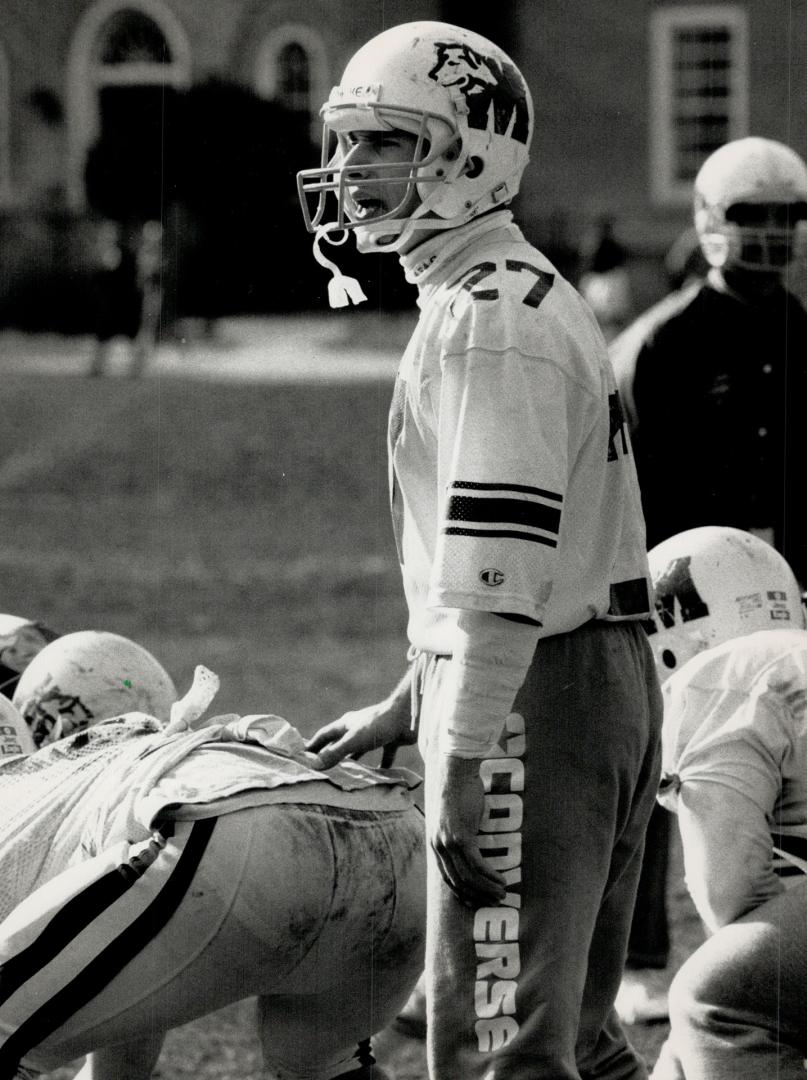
left=66, top=0, right=192, bottom=209
left=649, top=5, right=749, bottom=205
left=254, top=24, right=328, bottom=139
left=0, top=44, right=10, bottom=205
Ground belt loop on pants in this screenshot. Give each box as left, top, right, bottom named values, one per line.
left=406, top=645, right=428, bottom=739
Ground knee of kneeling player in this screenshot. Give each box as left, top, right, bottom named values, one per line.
left=667, top=950, right=733, bottom=1035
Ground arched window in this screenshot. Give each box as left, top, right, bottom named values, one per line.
left=255, top=25, right=328, bottom=138
left=277, top=42, right=310, bottom=113
left=98, top=9, right=172, bottom=64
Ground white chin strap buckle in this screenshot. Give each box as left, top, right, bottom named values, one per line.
left=313, top=228, right=368, bottom=309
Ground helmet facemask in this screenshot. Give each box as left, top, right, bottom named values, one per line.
left=297, top=104, right=465, bottom=252
left=698, top=198, right=807, bottom=274
left=693, top=137, right=807, bottom=278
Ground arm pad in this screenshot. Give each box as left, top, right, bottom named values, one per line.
left=438, top=609, right=540, bottom=757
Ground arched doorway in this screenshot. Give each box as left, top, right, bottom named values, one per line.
left=66, top=0, right=191, bottom=210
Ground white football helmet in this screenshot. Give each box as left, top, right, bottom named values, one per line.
left=646, top=526, right=805, bottom=682
left=13, top=630, right=177, bottom=747
left=694, top=137, right=807, bottom=273
left=297, top=20, right=533, bottom=253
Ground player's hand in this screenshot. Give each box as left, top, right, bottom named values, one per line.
left=428, top=754, right=507, bottom=909
left=306, top=700, right=411, bottom=770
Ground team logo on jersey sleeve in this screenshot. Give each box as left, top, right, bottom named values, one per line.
left=480, top=568, right=505, bottom=587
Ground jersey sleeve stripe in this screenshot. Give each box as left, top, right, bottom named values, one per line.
left=451, top=480, right=563, bottom=502
left=447, top=494, right=561, bottom=534
left=444, top=526, right=558, bottom=548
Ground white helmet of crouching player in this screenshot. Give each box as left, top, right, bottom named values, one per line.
left=12, top=630, right=177, bottom=748
left=645, top=526, right=805, bottom=682
left=296, top=19, right=534, bottom=300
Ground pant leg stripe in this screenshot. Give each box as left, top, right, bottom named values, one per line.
left=0, top=817, right=216, bottom=1075
left=0, top=849, right=160, bottom=1009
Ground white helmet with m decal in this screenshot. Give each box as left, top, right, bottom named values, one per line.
left=646, top=526, right=805, bottom=682
left=297, top=21, right=533, bottom=255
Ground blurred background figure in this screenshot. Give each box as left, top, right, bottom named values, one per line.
left=134, top=219, right=165, bottom=369
left=610, top=135, right=807, bottom=1026
left=87, top=217, right=161, bottom=377
left=662, top=226, right=708, bottom=293
left=577, top=215, right=635, bottom=341
left=612, top=134, right=807, bottom=586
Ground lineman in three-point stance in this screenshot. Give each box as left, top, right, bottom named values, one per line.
left=0, top=635, right=425, bottom=1080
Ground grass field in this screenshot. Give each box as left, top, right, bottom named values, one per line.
left=1, top=363, right=703, bottom=1078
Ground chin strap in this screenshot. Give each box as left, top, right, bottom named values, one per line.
left=313, top=227, right=367, bottom=309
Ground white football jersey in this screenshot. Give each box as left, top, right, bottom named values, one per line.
left=392, top=212, right=652, bottom=654
left=659, top=627, right=807, bottom=879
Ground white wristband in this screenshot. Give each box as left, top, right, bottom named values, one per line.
left=439, top=609, right=540, bottom=757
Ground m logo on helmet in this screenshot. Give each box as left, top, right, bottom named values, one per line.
left=649, top=556, right=709, bottom=633
left=429, top=43, right=529, bottom=144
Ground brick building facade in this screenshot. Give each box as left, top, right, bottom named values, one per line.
left=1, top=0, right=804, bottom=326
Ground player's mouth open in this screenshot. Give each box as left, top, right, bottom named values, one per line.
left=349, top=197, right=387, bottom=220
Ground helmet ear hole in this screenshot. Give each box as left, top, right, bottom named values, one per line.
left=661, top=649, right=677, bottom=670
left=465, top=156, right=484, bottom=179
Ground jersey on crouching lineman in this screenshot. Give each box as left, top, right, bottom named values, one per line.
left=390, top=209, right=653, bottom=654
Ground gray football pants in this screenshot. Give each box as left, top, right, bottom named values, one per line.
left=419, top=619, right=663, bottom=1080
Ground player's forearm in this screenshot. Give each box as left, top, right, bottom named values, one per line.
left=381, top=666, right=415, bottom=726
left=678, top=784, right=784, bottom=932
left=438, top=609, right=540, bottom=757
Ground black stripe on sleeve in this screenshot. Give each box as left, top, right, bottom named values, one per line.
left=0, top=818, right=216, bottom=1075
left=447, top=494, right=561, bottom=535
left=444, top=527, right=558, bottom=548
left=451, top=481, right=563, bottom=503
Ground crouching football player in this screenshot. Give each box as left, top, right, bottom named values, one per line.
left=642, top=527, right=807, bottom=1079
left=0, top=632, right=425, bottom=1080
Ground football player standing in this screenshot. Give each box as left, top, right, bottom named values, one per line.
left=611, top=136, right=807, bottom=582
left=303, top=21, right=662, bottom=1080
